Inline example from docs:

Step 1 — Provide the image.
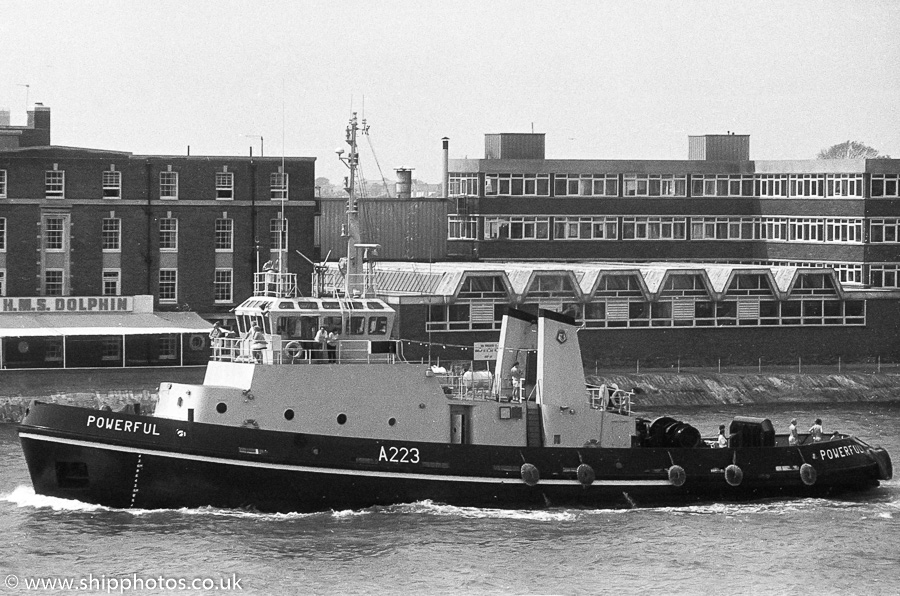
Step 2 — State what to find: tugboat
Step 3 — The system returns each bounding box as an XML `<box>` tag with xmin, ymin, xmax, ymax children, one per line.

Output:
<box><xmin>18</xmin><ymin>115</ymin><xmax>892</xmax><ymax>513</ymax></box>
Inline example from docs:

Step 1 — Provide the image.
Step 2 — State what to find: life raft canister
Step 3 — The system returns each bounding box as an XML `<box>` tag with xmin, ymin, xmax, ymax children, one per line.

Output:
<box><xmin>725</xmin><ymin>464</ymin><xmax>743</xmax><ymax>487</ymax></box>
<box><xmin>668</xmin><ymin>465</ymin><xmax>686</xmax><ymax>487</ymax></box>
<box><xmin>520</xmin><ymin>463</ymin><xmax>540</xmax><ymax>486</ymax></box>
<box><xmin>576</xmin><ymin>464</ymin><xmax>595</xmax><ymax>486</ymax></box>
<box><xmin>800</xmin><ymin>463</ymin><xmax>817</xmax><ymax>486</ymax></box>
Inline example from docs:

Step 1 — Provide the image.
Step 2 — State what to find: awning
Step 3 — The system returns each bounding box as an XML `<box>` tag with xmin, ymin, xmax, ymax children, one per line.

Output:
<box><xmin>0</xmin><ymin>312</ymin><xmax>212</xmax><ymax>337</ymax></box>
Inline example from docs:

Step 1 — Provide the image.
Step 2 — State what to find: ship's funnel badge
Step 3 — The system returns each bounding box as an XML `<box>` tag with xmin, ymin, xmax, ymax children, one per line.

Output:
<box><xmin>556</xmin><ymin>329</ymin><xmax>568</xmax><ymax>344</ymax></box>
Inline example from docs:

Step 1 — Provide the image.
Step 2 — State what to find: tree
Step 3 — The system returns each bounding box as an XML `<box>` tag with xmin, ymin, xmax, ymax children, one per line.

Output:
<box><xmin>817</xmin><ymin>141</ymin><xmax>889</xmax><ymax>159</ymax></box>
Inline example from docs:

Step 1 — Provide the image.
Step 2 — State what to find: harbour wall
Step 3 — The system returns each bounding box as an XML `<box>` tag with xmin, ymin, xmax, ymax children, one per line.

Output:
<box><xmin>1</xmin><ymin>367</ymin><xmax>898</xmax><ymax>423</ymax></box>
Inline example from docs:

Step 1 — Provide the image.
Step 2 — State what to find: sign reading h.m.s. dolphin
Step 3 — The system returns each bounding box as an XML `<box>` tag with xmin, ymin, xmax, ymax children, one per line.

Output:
<box><xmin>0</xmin><ymin>297</ymin><xmax>133</xmax><ymax>313</ymax></box>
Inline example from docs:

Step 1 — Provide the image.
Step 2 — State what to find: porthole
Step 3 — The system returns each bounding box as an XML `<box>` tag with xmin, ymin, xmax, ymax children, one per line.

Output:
<box><xmin>337</xmin><ymin>413</ymin><xmax>347</xmax><ymax>425</ymax></box>
<box><xmin>284</xmin><ymin>409</ymin><xmax>295</xmax><ymax>421</ymax></box>
<box><xmin>216</xmin><ymin>402</ymin><xmax>227</xmax><ymax>414</ymax></box>
<box><xmin>388</xmin><ymin>417</ymin><xmax>397</xmax><ymax>427</ymax></box>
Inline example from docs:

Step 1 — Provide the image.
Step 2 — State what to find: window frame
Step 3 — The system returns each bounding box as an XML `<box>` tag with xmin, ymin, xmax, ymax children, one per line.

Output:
<box><xmin>159</xmin><ymin>218</ymin><xmax>178</xmax><ymax>251</ymax></box>
<box><xmin>102</xmin><ymin>218</ymin><xmax>122</xmax><ymax>252</ymax></box>
<box><xmin>159</xmin><ymin>268</ymin><xmax>178</xmax><ymax>303</ymax></box>
<box><xmin>159</xmin><ymin>171</ymin><xmax>179</xmax><ymax>200</ymax></box>
<box><xmin>215</xmin><ymin>218</ymin><xmax>234</xmax><ymax>252</ymax></box>
<box><xmin>216</xmin><ymin>172</ymin><xmax>234</xmax><ymax>200</ymax></box>
<box><xmin>214</xmin><ymin>268</ymin><xmax>234</xmax><ymax>304</ymax></box>
<box><xmin>102</xmin><ymin>170</ymin><xmax>122</xmax><ymax>199</ymax></box>
<box><xmin>45</xmin><ymin>170</ymin><xmax>65</xmax><ymax>199</ymax></box>
<box><xmin>102</xmin><ymin>268</ymin><xmax>121</xmax><ymax>296</ymax></box>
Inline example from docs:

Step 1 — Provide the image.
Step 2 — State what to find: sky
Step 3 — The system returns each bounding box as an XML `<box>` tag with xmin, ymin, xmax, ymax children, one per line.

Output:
<box><xmin>2</xmin><ymin>0</ymin><xmax>899</xmax><ymax>184</ymax></box>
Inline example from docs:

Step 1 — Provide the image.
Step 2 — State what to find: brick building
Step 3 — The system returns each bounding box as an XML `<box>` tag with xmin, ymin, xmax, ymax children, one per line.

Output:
<box><xmin>0</xmin><ymin>105</ymin><xmax>316</xmax><ymax>369</ymax></box>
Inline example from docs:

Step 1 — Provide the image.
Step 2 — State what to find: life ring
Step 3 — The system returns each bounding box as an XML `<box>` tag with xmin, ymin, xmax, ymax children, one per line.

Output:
<box><xmin>725</xmin><ymin>464</ymin><xmax>743</xmax><ymax>487</ymax></box>
<box><xmin>611</xmin><ymin>390</ymin><xmax>626</xmax><ymax>408</ymax></box>
<box><xmin>189</xmin><ymin>334</ymin><xmax>206</xmax><ymax>351</ymax></box>
<box><xmin>576</xmin><ymin>464</ymin><xmax>595</xmax><ymax>486</ymax></box>
<box><xmin>668</xmin><ymin>465</ymin><xmax>686</xmax><ymax>487</ymax></box>
<box><xmin>520</xmin><ymin>463</ymin><xmax>540</xmax><ymax>486</ymax></box>
<box><xmin>800</xmin><ymin>463</ymin><xmax>817</xmax><ymax>486</ymax></box>
<box><xmin>283</xmin><ymin>341</ymin><xmax>303</xmax><ymax>360</ymax></box>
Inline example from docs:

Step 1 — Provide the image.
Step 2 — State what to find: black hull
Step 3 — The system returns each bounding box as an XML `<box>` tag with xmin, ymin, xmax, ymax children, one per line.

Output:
<box><xmin>19</xmin><ymin>403</ymin><xmax>888</xmax><ymax>513</ymax></box>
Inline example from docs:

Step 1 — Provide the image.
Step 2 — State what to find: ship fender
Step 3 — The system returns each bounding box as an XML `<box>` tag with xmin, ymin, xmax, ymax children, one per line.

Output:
<box><xmin>867</xmin><ymin>447</ymin><xmax>893</xmax><ymax>480</ymax></box>
<box><xmin>668</xmin><ymin>465</ymin><xmax>686</xmax><ymax>487</ymax></box>
<box><xmin>725</xmin><ymin>464</ymin><xmax>743</xmax><ymax>487</ymax></box>
<box><xmin>800</xmin><ymin>463</ymin><xmax>817</xmax><ymax>486</ymax></box>
<box><xmin>521</xmin><ymin>463</ymin><xmax>540</xmax><ymax>486</ymax></box>
<box><xmin>576</xmin><ymin>464</ymin><xmax>595</xmax><ymax>486</ymax></box>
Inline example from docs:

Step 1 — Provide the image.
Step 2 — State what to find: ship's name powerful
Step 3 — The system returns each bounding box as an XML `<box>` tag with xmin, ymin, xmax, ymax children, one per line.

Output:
<box><xmin>86</xmin><ymin>415</ymin><xmax>160</xmax><ymax>436</ymax></box>
<box><xmin>820</xmin><ymin>444</ymin><xmax>865</xmax><ymax>460</ymax></box>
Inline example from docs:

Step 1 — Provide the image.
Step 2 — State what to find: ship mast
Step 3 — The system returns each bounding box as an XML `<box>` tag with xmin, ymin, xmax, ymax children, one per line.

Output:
<box><xmin>338</xmin><ymin>112</ymin><xmax>377</xmax><ymax>298</ymax></box>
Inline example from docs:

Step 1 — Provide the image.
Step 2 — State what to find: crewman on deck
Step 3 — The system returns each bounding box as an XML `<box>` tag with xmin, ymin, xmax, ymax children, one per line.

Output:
<box><xmin>717</xmin><ymin>425</ymin><xmax>728</xmax><ymax>448</ymax></box>
<box><xmin>809</xmin><ymin>418</ymin><xmax>824</xmax><ymax>442</ymax></box>
<box><xmin>510</xmin><ymin>362</ymin><xmax>523</xmax><ymax>402</ymax></box>
<box><xmin>788</xmin><ymin>418</ymin><xmax>799</xmax><ymax>446</ymax></box>
<box><xmin>314</xmin><ymin>325</ymin><xmax>329</xmax><ymax>362</ymax></box>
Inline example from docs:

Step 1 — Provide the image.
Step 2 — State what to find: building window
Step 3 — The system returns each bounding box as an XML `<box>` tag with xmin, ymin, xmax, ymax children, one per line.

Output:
<box><xmin>788</xmin><ymin>174</ymin><xmax>825</xmax><ymax>198</ymax></box>
<box><xmin>0</xmin><ymin>170</ymin><xmax>6</xmax><ymax>198</ymax></box>
<box><xmin>159</xmin><ymin>335</ymin><xmax>177</xmax><ymax>360</ymax></box>
<box><xmin>216</xmin><ymin>172</ymin><xmax>234</xmax><ymax>200</ymax></box>
<box><xmin>869</xmin><ymin>219</ymin><xmax>900</xmax><ymax>243</ymax></box>
<box><xmin>159</xmin><ymin>218</ymin><xmax>178</xmax><ymax>251</ymax></box>
<box><xmin>448</xmin><ymin>216</ymin><xmax>478</xmax><ymax>240</ymax></box>
<box><xmin>160</xmin><ymin>171</ymin><xmax>178</xmax><ymax>200</ymax></box>
<box><xmin>102</xmin><ymin>269</ymin><xmax>121</xmax><ymax>296</ymax></box>
<box><xmin>159</xmin><ymin>269</ymin><xmax>177</xmax><ymax>302</ymax></box>
<box><xmin>215</xmin><ymin>218</ymin><xmax>233</xmax><ymax>251</ymax></box>
<box><xmin>45</xmin><ymin>170</ymin><xmax>65</xmax><ymax>199</ymax></box>
<box><xmin>0</xmin><ymin>269</ymin><xmax>5</xmax><ymax>297</ymax></box>
<box><xmin>449</xmin><ymin>174</ymin><xmax>479</xmax><ymax>197</ymax></box>
<box><xmin>754</xmin><ymin>174</ymin><xmax>788</xmax><ymax>198</ymax></box>
<box><xmin>690</xmin><ymin>175</ymin><xmax>753</xmax><ymax>197</ymax></box>
<box><xmin>691</xmin><ymin>217</ymin><xmax>755</xmax><ymax>240</ymax></box>
<box><xmin>825</xmin><ymin>174</ymin><xmax>864</xmax><ymax>198</ymax></box>
<box><xmin>870</xmin><ymin>265</ymin><xmax>900</xmax><ymax>288</ymax></box>
<box><xmin>214</xmin><ymin>268</ymin><xmax>233</xmax><ymax>303</ymax></box>
<box><xmin>623</xmin><ymin>174</ymin><xmax>687</xmax><ymax>197</ymax></box>
<box><xmin>622</xmin><ymin>217</ymin><xmax>687</xmax><ymax>240</ymax></box>
<box><xmin>270</xmin><ymin>218</ymin><xmax>288</xmax><ymax>251</ymax></box>
<box><xmin>484</xmin><ymin>216</ymin><xmax>550</xmax><ymax>240</ymax></box>
<box><xmin>103</xmin><ymin>171</ymin><xmax>121</xmax><ymax>199</ymax></box>
<box><xmin>270</xmin><ymin>172</ymin><xmax>288</xmax><ymax>200</ymax></box>
<box><xmin>45</xmin><ymin>339</ymin><xmax>63</xmax><ymax>362</ymax></box>
<box><xmin>0</xmin><ymin>218</ymin><xmax>5</xmax><ymax>251</ymax></box>
<box><xmin>553</xmin><ymin>174</ymin><xmax>618</xmax><ymax>197</ymax></box>
<box><xmin>44</xmin><ymin>217</ymin><xmax>65</xmax><ymax>251</ymax></box>
<box><xmin>102</xmin><ymin>218</ymin><xmax>121</xmax><ymax>251</ymax></box>
<box><xmin>553</xmin><ymin>216</ymin><xmax>618</xmax><ymax>240</ymax></box>
<box><xmin>44</xmin><ymin>269</ymin><xmax>64</xmax><ymax>296</ymax></box>
<box><xmin>871</xmin><ymin>174</ymin><xmax>900</xmax><ymax>198</ymax></box>
<box><xmin>484</xmin><ymin>173</ymin><xmax>550</xmax><ymax>196</ymax></box>
<box><xmin>102</xmin><ymin>338</ymin><xmax>122</xmax><ymax>361</ymax></box>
